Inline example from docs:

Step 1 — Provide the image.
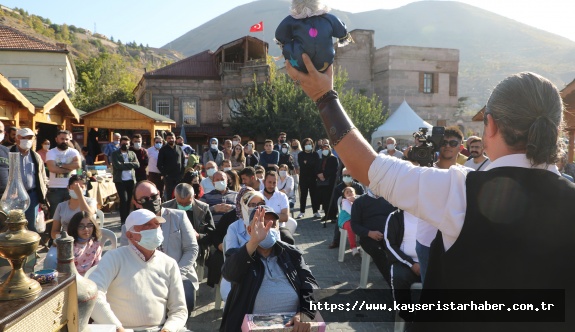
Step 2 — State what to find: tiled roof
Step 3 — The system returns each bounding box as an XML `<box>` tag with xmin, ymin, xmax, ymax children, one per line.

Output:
<box><xmin>0</xmin><ymin>25</ymin><xmax>67</xmax><ymax>53</ymax></box>
<box><xmin>144</xmin><ymin>50</ymin><xmax>220</xmax><ymax>80</ymax></box>
<box><xmin>118</xmin><ymin>102</ymin><xmax>176</xmax><ymax>123</ymax></box>
<box><xmin>19</xmin><ymin>89</ymin><xmax>60</xmax><ymax>108</ymax></box>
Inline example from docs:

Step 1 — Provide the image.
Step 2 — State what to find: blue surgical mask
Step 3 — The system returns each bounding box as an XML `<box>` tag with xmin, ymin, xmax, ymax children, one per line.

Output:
<box><xmin>322</xmin><ymin>149</ymin><xmax>330</xmax><ymax>157</ymax></box>
<box><xmin>134</xmin><ymin>228</ymin><xmax>164</xmax><ymax>251</ymax></box>
<box><xmin>177</xmin><ymin>203</ymin><xmax>192</xmax><ymax>211</ymax></box>
<box><xmin>343</xmin><ymin>176</ymin><xmax>353</xmax><ymax>184</ymax></box>
<box><xmin>304</xmin><ymin>144</ymin><xmax>312</xmax><ymax>152</ymax></box>
<box><xmin>259</xmin><ymin>228</ymin><xmax>280</xmax><ymax>249</ymax></box>
<box><xmin>155</xmin><ymin>143</ymin><xmax>162</xmax><ymax>149</ymax></box>
<box><xmin>207</xmin><ymin>168</ymin><xmax>217</xmax><ymax>177</ymax></box>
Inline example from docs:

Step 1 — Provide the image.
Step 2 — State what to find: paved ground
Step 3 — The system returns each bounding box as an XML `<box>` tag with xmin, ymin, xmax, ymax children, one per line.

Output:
<box><xmin>37</xmin><ymin>197</ymin><xmax>398</xmax><ymax>332</ymax></box>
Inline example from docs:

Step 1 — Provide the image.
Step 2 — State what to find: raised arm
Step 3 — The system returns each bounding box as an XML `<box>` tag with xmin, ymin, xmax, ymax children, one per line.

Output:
<box><xmin>286</xmin><ymin>54</ymin><xmax>376</xmax><ymax>185</ymax></box>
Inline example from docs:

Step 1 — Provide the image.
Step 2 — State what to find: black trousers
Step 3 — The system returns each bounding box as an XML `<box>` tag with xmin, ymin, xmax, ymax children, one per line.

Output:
<box><xmin>163</xmin><ymin>175</ymin><xmax>181</xmax><ymax>201</ymax></box>
<box><xmin>299</xmin><ymin>177</ymin><xmax>318</xmax><ymax>213</ymax></box>
<box><xmin>147</xmin><ymin>172</ymin><xmax>164</xmax><ymax>199</ymax></box>
<box><xmin>114</xmin><ymin>180</ymin><xmax>134</xmax><ymax>224</ymax></box>
<box><xmin>391</xmin><ymin>262</ymin><xmax>421</xmax><ymax>321</ymax></box>
<box><xmin>360</xmin><ymin>236</ymin><xmax>391</xmax><ymax>285</ymax></box>
<box><xmin>316</xmin><ymin>183</ymin><xmax>335</xmax><ymax>213</ymax></box>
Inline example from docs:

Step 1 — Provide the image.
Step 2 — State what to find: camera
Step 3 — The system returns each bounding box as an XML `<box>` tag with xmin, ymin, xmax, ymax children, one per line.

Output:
<box><xmin>407</xmin><ymin>127</ymin><xmax>445</xmax><ymax>167</ymax></box>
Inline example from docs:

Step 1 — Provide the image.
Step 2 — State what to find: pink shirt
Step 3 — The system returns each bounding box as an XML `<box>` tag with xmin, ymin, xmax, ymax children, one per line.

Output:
<box><xmin>74</xmin><ymin>239</ymin><xmax>102</xmax><ymax>276</ymax></box>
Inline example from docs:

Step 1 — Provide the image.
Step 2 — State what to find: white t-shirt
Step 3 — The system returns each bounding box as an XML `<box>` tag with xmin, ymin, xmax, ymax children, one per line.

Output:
<box><xmin>46</xmin><ymin>147</ymin><xmax>81</xmax><ymax>188</ymax></box>
<box><xmin>121</xmin><ymin>153</ymin><xmax>132</xmax><ymax>181</ymax></box>
<box><xmin>147</xmin><ymin>147</ymin><xmax>161</xmax><ymax>174</ymax></box>
<box><xmin>262</xmin><ymin>189</ymin><xmax>289</xmax><ymax>214</ymax></box>
<box><xmin>464</xmin><ymin>157</ymin><xmax>491</xmax><ymax>171</ymax></box>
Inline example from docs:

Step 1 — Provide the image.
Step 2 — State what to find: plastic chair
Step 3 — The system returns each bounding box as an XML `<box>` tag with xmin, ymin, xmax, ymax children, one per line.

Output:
<box><xmin>215</xmin><ymin>235</ymin><xmax>227</xmax><ymax>310</ymax></box>
<box><xmin>100</xmin><ymin>228</ymin><xmax>117</xmax><ymax>251</ymax></box>
<box><xmin>95</xmin><ymin>209</ymin><xmax>105</xmax><ymax>228</ymax></box>
<box><xmin>359</xmin><ymin>249</ymin><xmax>371</xmax><ymax>288</ymax></box>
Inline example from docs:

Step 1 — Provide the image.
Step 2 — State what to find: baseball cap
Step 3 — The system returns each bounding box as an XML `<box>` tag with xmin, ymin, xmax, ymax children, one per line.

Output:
<box><xmin>17</xmin><ymin>128</ymin><xmax>34</xmax><ymax>137</ymax></box>
<box><xmin>125</xmin><ymin>209</ymin><xmax>166</xmax><ymax>231</ymax></box>
<box><xmin>249</xmin><ymin>205</ymin><xmax>280</xmax><ymax>221</ymax></box>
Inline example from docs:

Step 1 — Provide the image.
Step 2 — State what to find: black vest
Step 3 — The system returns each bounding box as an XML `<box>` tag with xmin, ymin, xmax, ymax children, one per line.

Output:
<box><xmin>416</xmin><ymin>167</ymin><xmax>575</xmax><ymax>331</ymax></box>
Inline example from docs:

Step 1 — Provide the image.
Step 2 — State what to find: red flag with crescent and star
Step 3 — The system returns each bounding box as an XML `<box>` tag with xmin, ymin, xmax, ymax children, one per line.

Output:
<box><xmin>249</xmin><ymin>21</ymin><xmax>263</xmax><ymax>32</ymax></box>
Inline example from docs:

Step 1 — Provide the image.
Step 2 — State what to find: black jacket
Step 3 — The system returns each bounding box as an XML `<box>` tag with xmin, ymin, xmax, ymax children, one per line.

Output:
<box><xmin>157</xmin><ymin>143</ymin><xmax>185</xmax><ymax>178</ymax></box>
<box><xmin>278</xmin><ymin>152</ymin><xmax>294</xmax><ymax>171</ymax></box>
<box><xmin>220</xmin><ymin>241</ymin><xmax>318</xmax><ymax>331</ymax></box>
<box><xmin>298</xmin><ymin>151</ymin><xmax>319</xmax><ymax>179</ymax></box>
<box><xmin>350</xmin><ymin>194</ymin><xmax>396</xmax><ymax>237</ymax></box>
<box><xmin>315</xmin><ymin>154</ymin><xmax>338</xmax><ymax>185</ymax></box>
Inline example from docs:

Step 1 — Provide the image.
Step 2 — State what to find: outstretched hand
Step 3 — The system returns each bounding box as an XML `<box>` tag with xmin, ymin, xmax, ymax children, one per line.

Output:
<box><xmin>249</xmin><ymin>207</ymin><xmax>272</xmax><ymax>244</ymax></box>
<box><xmin>286</xmin><ymin>53</ymin><xmax>333</xmax><ymax>101</ymax></box>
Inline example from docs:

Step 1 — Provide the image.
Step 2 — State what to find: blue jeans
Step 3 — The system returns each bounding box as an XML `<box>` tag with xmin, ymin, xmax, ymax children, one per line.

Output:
<box><xmin>183</xmin><ymin>278</ymin><xmax>195</xmax><ymax>313</ymax></box>
<box><xmin>24</xmin><ymin>190</ymin><xmax>39</xmax><ymax>233</ymax></box>
<box><xmin>416</xmin><ymin>241</ymin><xmax>430</xmax><ymax>283</ymax></box>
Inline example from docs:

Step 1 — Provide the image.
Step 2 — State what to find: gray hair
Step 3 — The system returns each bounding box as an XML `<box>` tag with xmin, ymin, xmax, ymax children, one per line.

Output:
<box><xmin>385</xmin><ymin>137</ymin><xmax>396</xmax><ymax>144</ymax></box>
<box><xmin>174</xmin><ymin>183</ymin><xmax>194</xmax><ymax>199</ymax></box>
<box><xmin>485</xmin><ymin>72</ymin><xmax>564</xmax><ymax>166</ymax></box>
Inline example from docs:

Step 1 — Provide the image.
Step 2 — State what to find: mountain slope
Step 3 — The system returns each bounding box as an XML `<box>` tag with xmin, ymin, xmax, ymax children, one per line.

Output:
<box><xmin>163</xmin><ymin>0</ymin><xmax>575</xmax><ymax>104</ymax></box>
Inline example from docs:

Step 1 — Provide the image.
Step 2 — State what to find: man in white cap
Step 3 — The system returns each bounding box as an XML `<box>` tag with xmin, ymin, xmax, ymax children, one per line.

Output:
<box><xmin>11</xmin><ymin>128</ymin><xmax>47</xmax><ymax>232</ymax></box>
<box><xmin>89</xmin><ymin>209</ymin><xmax>189</xmax><ymax>332</ymax></box>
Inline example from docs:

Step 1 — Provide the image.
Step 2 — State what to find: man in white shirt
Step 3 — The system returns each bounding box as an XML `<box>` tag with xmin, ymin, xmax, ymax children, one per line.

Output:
<box><xmin>90</xmin><ymin>209</ymin><xmax>189</xmax><ymax>332</ymax></box>
<box><xmin>46</xmin><ymin>130</ymin><xmax>81</xmax><ymax>217</ymax></box>
<box><xmin>147</xmin><ymin>136</ymin><xmax>164</xmax><ymax>198</ymax></box>
<box><xmin>289</xmin><ymin>57</ymin><xmax>575</xmax><ymax>330</ymax></box>
<box><xmin>379</xmin><ymin>137</ymin><xmax>404</xmax><ymax>159</ymax></box>
<box><xmin>200</xmin><ymin>161</ymin><xmax>217</xmax><ymax>193</ymax></box>
<box><xmin>261</xmin><ymin>171</ymin><xmax>297</xmax><ymax>244</ymax></box>
<box><xmin>463</xmin><ymin>137</ymin><xmax>491</xmax><ymax>171</ymax></box>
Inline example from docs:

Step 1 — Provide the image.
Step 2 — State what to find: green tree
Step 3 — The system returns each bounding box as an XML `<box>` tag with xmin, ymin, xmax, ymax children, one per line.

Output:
<box><xmin>229</xmin><ymin>65</ymin><xmax>386</xmax><ymax>142</ymax></box>
<box><xmin>71</xmin><ymin>53</ymin><xmax>136</xmax><ymax>112</ymax></box>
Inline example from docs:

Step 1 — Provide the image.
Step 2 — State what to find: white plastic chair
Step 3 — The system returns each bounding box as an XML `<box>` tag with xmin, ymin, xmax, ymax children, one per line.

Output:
<box><xmin>95</xmin><ymin>209</ymin><xmax>105</xmax><ymax>229</ymax></box>
<box><xmin>359</xmin><ymin>249</ymin><xmax>371</xmax><ymax>288</ymax></box>
<box><xmin>100</xmin><ymin>228</ymin><xmax>117</xmax><ymax>251</ymax></box>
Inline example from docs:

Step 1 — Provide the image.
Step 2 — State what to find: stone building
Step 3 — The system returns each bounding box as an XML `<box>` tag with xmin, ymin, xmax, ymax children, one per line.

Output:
<box><xmin>134</xmin><ymin>36</ymin><xmax>269</xmax><ymax>150</ymax></box>
<box><xmin>334</xmin><ymin>29</ymin><xmax>465</xmax><ymax>132</ymax></box>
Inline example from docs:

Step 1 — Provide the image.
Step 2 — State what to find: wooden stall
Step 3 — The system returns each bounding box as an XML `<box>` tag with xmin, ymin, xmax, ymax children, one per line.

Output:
<box><xmin>0</xmin><ymin>74</ymin><xmax>35</xmax><ymax>127</ymax></box>
<box><xmin>18</xmin><ymin>89</ymin><xmax>80</xmax><ymax>132</ymax></box>
<box><xmin>81</xmin><ymin>102</ymin><xmax>175</xmax><ymax>146</ymax></box>
<box><xmin>560</xmin><ymin>80</ymin><xmax>575</xmax><ymax>162</ymax></box>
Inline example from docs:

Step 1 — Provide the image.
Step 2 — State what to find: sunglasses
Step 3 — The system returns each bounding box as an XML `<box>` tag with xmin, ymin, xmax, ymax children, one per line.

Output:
<box><xmin>136</xmin><ymin>193</ymin><xmax>159</xmax><ymax>205</ymax></box>
<box><xmin>248</xmin><ymin>201</ymin><xmax>265</xmax><ymax>208</ymax></box>
<box><xmin>441</xmin><ymin>140</ymin><xmax>460</xmax><ymax>148</ymax></box>
<box><xmin>78</xmin><ymin>223</ymin><xmax>95</xmax><ymax>230</ymax></box>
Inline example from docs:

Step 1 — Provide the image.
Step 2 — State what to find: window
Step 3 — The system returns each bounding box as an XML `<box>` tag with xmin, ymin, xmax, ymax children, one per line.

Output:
<box><xmin>9</xmin><ymin>78</ymin><xmax>29</xmax><ymax>88</ymax></box>
<box><xmin>419</xmin><ymin>72</ymin><xmax>438</xmax><ymax>94</ymax></box>
<box><xmin>154</xmin><ymin>98</ymin><xmax>171</xmax><ymax>118</ymax></box>
<box><xmin>423</xmin><ymin>73</ymin><xmax>433</xmax><ymax>93</ymax></box>
<box><xmin>181</xmin><ymin>98</ymin><xmax>198</xmax><ymax>125</ymax></box>
<box><xmin>449</xmin><ymin>74</ymin><xmax>458</xmax><ymax>97</ymax></box>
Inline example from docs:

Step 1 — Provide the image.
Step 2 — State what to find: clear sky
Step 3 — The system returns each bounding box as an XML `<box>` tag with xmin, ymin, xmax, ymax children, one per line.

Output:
<box><xmin>1</xmin><ymin>0</ymin><xmax>573</xmax><ymax>47</ymax></box>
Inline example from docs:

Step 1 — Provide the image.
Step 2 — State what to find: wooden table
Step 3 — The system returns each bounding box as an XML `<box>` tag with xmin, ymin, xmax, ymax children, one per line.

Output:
<box><xmin>0</xmin><ymin>273</ymin><xmax>78</xmax><ymax>331</ymax></box>
<box><xmin>88</xmin><ymin>180</ymin><xmax>117</xmax><ymax>209</ymax></box>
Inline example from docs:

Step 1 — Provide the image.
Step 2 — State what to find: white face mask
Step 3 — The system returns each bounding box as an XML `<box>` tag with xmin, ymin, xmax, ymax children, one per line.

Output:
<box><xmin>207</xmin><ymin>168</ymin><xmax>217</xmax><ymax>177</ymax></box>
<box><xmin>279</xmin><ymin>170</ymin><xmax>287</xmax><ymax>178</ymax></box>
<box><xmin>43</xmin><ymin>144</ymin><xmax>50</xmax><ymax>150</ymax></box>
<box><xmin>281</xmin><ymin>148</ymin><xmax>288</xmax><ymax>154</ymax></box>
<box><xmin>223</xmin><ymin>167</ymin><xmax>231</xmax><ymax>172</ymax></box>
<box><xmin>343</xmin><ymin>176</ymin><xmax>353</xmax><ymax>184</ymax></box>
<box><xmin>387</xmin><ymin>144</ymin><xmax>395</xmax><ymax>150</ymax></box>
<box><xmin>211</xmin><ymin>144</ymin><xmax>218</xmax><ymax>150</ymax></box>
<box><xmin>247</xmin><ymin>144</ymin><xmax>253</xmax><ymax>150</ymax></box>
<box><xmin>232</xmin><ymin>140</ymin><xmax>239</xmax><ymax>146</ymax></box>
<box><xmin>304</xmin><ymin>144</ymin><xmax>312</xmax><ymax>152</ymax></box>
<box><xmin>19</xmin><ymin>139</ymin><xmax>33</xmax><ymax>150</ymax></box>
<box><xmin>68</xmin><ymin>189</ymin><xmax>86</xmax><ymax>199</ymax></box>
<box><xmin>133</xmin><ymin>142</ymin><xmax>142</xmax><ymax>149</ymax></box>
<box><xmin>322</xmin><ymin>149</ymin><xmax>330</xmax><ymax>157</ymax></box>
<box><xmin>0</xmin><ymin>133</ymin><xmax>4</xmax><ymax>142</ymax></box>
<box><xmin>214</xmin><ymin>181</ymin><xmax>227</xmax><ymax>192</ymax></box>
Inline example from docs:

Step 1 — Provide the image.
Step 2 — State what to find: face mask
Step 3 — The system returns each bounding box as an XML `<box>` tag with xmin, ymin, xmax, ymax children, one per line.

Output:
<box><xmin>259</xmin><ymin>228</ymin><xmax>280</xmax><ymax>249</ymax></box>
<box><xmin>207</xmin><ymin>168</ymin><xmax>217</xmax><ymax>177</ymax></box>
<box><xmin>279</xmin><ymin>139</ymin><xmax>285</xmax><ymax>144</ymax></box>
<box><xmin>19</xmin><ymin>139</ymin><xmax>33</xmax><ymax>150</ymax></box>
<box><xmin>68</xmin><ymin>190</ymin><xmax>78</xmax><ymax>200</ymax></box>
<box><xmin>177</xmin><ymin>203</ymin><xmax>192</xmax><ymax>211</ymax></box>
<box><xmin>281</xmin><ymin>148</ymin><xmax>288</xmax><ymax>154</ymax></box>
<box><xmin>120</xmin><ymin>144</ymin><xmax>129</xmax><ymax>151</ymax></box>
<box><xmin>155</xmin><ymin>143</ymin><xmax>162</xmax><ymax>149</ymax></box>
<box><xmin>223</xmin><ymin>167</ymin><xmax>231</xmax><ymax>172</ymax></box>
<box><xmin>242</xmin><ymin>206</ymin><xmax>255</xmax><ymax>225</ymax></box>
<box><xmin>304</xmin><ymin>144</ymin><xmax>312</xmax><ymax>152</ymax></box>
<box><xmin>292</xmin><ymin>145</ymin><xmax>298</xmax><ymax>150</ymax></box>
<box><xmin>115</xmin><ymin>140</ymin><xmax>120</xmax><ymax>145</ymax></box>
<box><xmin>135</xmin><ymin>228</ymin><xmax>164</xmax><ymax>251</ymax></box>
<box><xmin>279</xmin><ymin>170</ymin><xmax>287</xmax><ymax>178</ymax></box>
<box><xmin>387</xmin><ymin>144</ymin><xmax>395</xmax><ymax>150</ymax></box>
<box><xmin>0</xmin><ymin>133</ymin><xmax>4</xmax><ymax>142</ymax></box>
<box><xmin>43</xmin><ymin>144</ymin><xmax>50</xmax><ymax>150</ymax></box>
<box><xmin>343</xmin><ymin>176</ymin><xmax>353</xmax><ymax>184</ymax></box>
<box><xmin>214</xmin><ymin>181</ymin><xmax>227</xmax><ymax>192</ymax></box>
<box><xmin>58</xmin><ymin>142</ymin><xmax>69</xmax><ymax>150</ymax></box>
<box><xmin>322</xmin><ymin>150</ymin><xmax>330</xmax><ymax>157</ymax></box>
<box><xmin>141</xmin><ymin>197</ymin><xmax>162</xmax><ymax>215</ymax></box>
<box><xmin>211</xmin><ymin>144</ymin><xmax>218</xmax><ymax>150</ymax></box>
<box><xmin>192</xmin><ymin>184</ymin><xmax>200</xmax><ymax>194</ymax></box>
<box><xmin>247</xmin><ymin>144</ymin><xmax>253</xmax><ymax>150</ymax></box>
<box><xmin>177</xmin><ymin>142</ymin><xmax>183</xmax><ymax>146</ymax></box>
<box><xmin>232</xmin><ymin>140</ymin><xmax>239</xmax><ymax>146</ymax></box>
<box><xmin>133</xmin><ymin>143</ymin><xmax>141</xmax><ymax>149</ymax></box>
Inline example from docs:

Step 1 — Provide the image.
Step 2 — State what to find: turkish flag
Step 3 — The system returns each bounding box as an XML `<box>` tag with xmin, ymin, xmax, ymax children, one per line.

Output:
<box><xmin>249</xmin><ymin>21</ymin><xmax>263</xmax><ymax>32</ymax></box>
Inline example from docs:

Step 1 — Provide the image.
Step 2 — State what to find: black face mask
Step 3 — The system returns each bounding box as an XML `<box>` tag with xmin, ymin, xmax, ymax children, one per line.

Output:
<box><xmin>58</xmin><ymin>142</ymin><xmax>69</xmax><ymax>150</ymax></box>
<box><xmin>264</xmin><ymin>188</ymin><xmax>275</xmax><ymax>195</ymax></box>
<box><xmin>192</xmin><ymin>184</ymin><xmax>201</xmax><ymax>195</ymax></box>
<box><xmin>120</xmin><ymin>144</ymin><xmax>129</xmax><ymax>151</ymax></box>
<box><xmin>141</xmin><ymin>197</ymin><xmax>162</xmax><ymax>215</ymax></box>
<box><xmin>177</xmin><ymin>143</ymin><xmax>183</xmax><ymax>146</ymax></box>
<box><xmin>279</xmin><ymin>139</ymin><xmax>285</xmax><ymax>144</ymax></box>
<box><xmin>292</xmin><ymin>146</ymin><xmax>298</xmax><ymax>149</ymax></box>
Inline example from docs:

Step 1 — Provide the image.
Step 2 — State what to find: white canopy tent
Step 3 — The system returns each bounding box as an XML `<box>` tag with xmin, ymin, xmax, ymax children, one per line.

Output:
<box><xmin>371</xmin><ymin>100</ymin><xmax>433</xmax><ymax>148</ymax></box>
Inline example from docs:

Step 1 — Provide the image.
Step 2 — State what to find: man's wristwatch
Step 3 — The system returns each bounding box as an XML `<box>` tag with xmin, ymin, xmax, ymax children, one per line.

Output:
<box><xmin>56</xmin><ymin>161</ymin><xmax>63</xmax><ymax>167</ymax></box>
